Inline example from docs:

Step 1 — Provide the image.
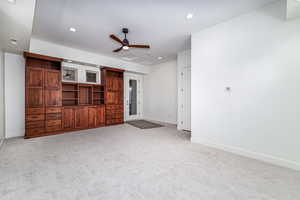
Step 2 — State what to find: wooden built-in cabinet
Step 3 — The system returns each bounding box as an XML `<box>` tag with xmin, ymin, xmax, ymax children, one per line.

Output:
<box><xmin>102</xmin><ymin>67</ymin><xmax>124</xmax><ymax>125</ymax></box>
<box><xmin>24</xmin><ymin>52</ymin><xmax>123</xmax><ymax>139</ymax></box>
<box><xmin>25</xmin><ymin>53</ymin><xmax>63</xmax><ymax>138</ymax></box>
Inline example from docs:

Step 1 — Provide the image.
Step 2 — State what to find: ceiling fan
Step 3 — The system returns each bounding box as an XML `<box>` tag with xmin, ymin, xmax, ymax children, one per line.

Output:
<box><xmin>110</xmin><ymin>28</ymin><xmax>150</xmax><ymax>52</ymax></box>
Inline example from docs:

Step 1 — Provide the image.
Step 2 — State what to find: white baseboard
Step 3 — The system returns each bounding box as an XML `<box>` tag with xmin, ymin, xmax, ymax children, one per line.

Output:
<box><xmin>191</xmin><ymin>137</ymin><xmax>300</xmax><ymax>171</ymax></box>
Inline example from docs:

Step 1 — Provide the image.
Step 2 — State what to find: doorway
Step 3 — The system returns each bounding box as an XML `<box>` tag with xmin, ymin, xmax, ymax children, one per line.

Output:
<box><xmin>124</xmin><ymin>73</ymin><xmax>143</xmax><ymax>121</ymax></box>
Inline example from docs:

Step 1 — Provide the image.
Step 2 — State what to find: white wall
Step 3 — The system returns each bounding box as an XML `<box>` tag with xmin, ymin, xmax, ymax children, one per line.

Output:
<box><xmin>144</xmin><ymin>60</ymin><xmax>177</xmax><ymax>124</ymax></box>
<box><xmin>30</xmin><ymin>38</ymin><xmax>151</xmax><ymax>74</ymax></box>
<box><xmin>191</xmin><ymin>0</ymin><xmax>300</xmax><ymax>170</ymax></box>
<box><xmin>4</xmin><ymin>53</ymin><xmax>25</xmax><ymax>138</ymax></box>
<box><xmin>0</xmin><ymin>49</ymin><xmax>4</xmax><ymax>140</ymax></box>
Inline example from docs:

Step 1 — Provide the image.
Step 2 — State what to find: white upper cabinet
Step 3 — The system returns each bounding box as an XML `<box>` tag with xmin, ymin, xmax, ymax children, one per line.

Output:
<box><xmin>62</xmin><ymin>62</ymin><xmax>101</xmax><ymax>84</ymax></box>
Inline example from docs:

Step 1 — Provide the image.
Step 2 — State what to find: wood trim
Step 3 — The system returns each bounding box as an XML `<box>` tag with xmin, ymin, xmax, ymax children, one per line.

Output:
<box><xmin>101</xmin><ymin>66</ymin><xmax>125</xmax><ymax>72</ymax></box>
<box><xmin>24</xmin><ymin>52</ymin><xmax>63</xmax><ymax>62</ymax></box>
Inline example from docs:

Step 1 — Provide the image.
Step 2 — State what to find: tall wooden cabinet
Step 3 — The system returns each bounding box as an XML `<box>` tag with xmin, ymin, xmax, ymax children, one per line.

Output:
<box><xmin>25</xmin><ymin>53</ymin><xmax>63</xmax><ymax>138</ymax></box>
<box><xmin>24</xmin><ymin>53</ymin><xmax>123</xmax><ymax>139</ymax></box>
<box><xmin>102</xmin><ymin>67</ymin><xmax>124</xmax><ymax>125</ymax></box>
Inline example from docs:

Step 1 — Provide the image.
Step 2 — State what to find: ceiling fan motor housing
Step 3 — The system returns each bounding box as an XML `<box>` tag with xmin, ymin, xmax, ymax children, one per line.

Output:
<box><xmin>122</xmin><ymin>28</ymin><xmax>129</xmax><ymax>34</ymax></box>
<box><xmin>122</xmin><ymin>28</ymin><xmax>129</xmax><ymax>44</ymax></box>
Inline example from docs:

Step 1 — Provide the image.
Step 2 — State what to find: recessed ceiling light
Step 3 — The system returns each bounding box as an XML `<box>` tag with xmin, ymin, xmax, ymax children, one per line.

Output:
<box><xmin>69</xmin><ymin>27</ymin><xmax>76</xmax><ymax>32</ymax></box>
<box><xmin>10</xmin><ymin>39</ymin><xmax>17</xmax><ymax>45</ymax></box>
<box><xmin>157</xmin><ymin>56</ymin><xmax>163</xmax><ymax>60</ymax></box>
<box><xmin>123</xmin><ymin>46</ymin><xmax>129</xmax><ymax>50</ymax></box>
<box><xmin>186</xmin><ymin>13</ymin><xmax>193</xmax><ymax>19</ymax></box>
<box><xmin>67</xmin><ymin>60</ymin><xmax>72</xmax><ymax>63</ymax></box>
<box><xmin>7</xmin><ymin>0</ymin><xmax>16</xmax><ymax>4</ymax></box>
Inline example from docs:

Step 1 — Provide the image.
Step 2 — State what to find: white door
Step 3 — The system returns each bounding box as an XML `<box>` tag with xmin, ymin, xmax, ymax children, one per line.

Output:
<box><xmin>124</xmin><ymin>73</ymin><xmax>143</xmax><ymax>121</ymax></box>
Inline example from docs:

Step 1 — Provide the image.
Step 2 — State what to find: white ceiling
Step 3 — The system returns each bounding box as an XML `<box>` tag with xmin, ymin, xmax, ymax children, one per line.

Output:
<box><xmin>0</xmin><ymin>0</ymin><xmax>36</xmax><ymax>53</ymax></box>
<box><xmin>32</xmin><ymin>0</ymin><xmax>279</xmax><ymax>65</ymax></box>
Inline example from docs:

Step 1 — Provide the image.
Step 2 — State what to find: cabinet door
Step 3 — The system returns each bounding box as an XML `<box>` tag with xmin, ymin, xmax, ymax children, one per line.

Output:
<box><xmin>45</xmin><ymin>69</ymin><xmax>61</xmax><ymax>89</ymax></box>
<box><xmin>96</xmin><ymin>106</ymin><xmax>105</xmax><ymax>126</ymax></box>
<box><xmin>45</xmin><ymin>89</ymin><xmax>62</xmax><ymax>107</ymax></box>
<box><xmin>117</xmin><ymin>91</ymin><xmax>123</xmax><ymax>104</ymax></box>
<box><xmin>88</xmin><ymin>107</ymin><xmax>96</xmax><ymax>128</ymax></box>
<box><xmin>26</xmin><ymin>88</ymin><xmax>44</xmax><ymax>107</ymax></box>
<box><xmin>112</xmin><ymin>77</ymin><xmax>118</xmax><ymax>91</ymax></box>
<box><xmin>106</xmin><ymin>91</ymin><xmax>115</xmax><ymax>104</ymax></box>
<box><xmin>75</xmin><ymin>107</ymin><xmax>89</xmax><ymax>129</ymax></box>
<box><xmin>62</xmin><ymin>108</ymin><xmax>75</xmax><ymax>130</ymax></box>
<box><xmin>26</xmin><ymin>68</ymin><xmax>44</xmax><ymax>88</ymax></box>
<box><xmin>106</xmin><ymin>77</ymin><xmax>114</xmax><ymax>90</ymax></box>
<box><xmin>118</xmin><ymin>77</ymin><xmax>123</xmax><ymax>91</ymax></box>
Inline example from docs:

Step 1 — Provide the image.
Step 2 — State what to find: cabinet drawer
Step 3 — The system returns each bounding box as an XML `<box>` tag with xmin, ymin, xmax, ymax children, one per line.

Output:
<box><xmin>106</xmin><ymin>113</ymin><xmax>113</xmax><ymax>119</ymax></box>
<box><xmin>46</xmin><ymin>125</ymin><xmax>61</xmax><ymax>132</ymax></box>
<box><xmin>26</xmin><ymin>108</ymin><xmax>45</xmax><ymax>115</ymax></box>
<box><xmin>106</xmin><ymin>119</ymin><xmax>113</xmax><ymax>125</ymax></box>
<box><xmin>26</xmin><ymin>121</ymin><xmax>45</xmax><ymax>129</ymax></box>
<box><xmin>26</xmin><ymin>128</ymin><xmax>45</xmax><ymax>136</ymax></box>
<box><xmin>106</xmin><ymin>105</ymin><xmax>122</xmax><ymax>110</ymax></box>
<box><xmin>106</xmin><ymin>105</ymin><xmax>115</xmax><ymax>110</ymax></box>
<box><xmin>46</xmin><ymin>113</ymin><xmax>62</xmax><ymax>120</ymax></box>
<box><xmin>106</xmin><ymin>112</ymin><xmax>123</xmax><ymax>119</ymax></box>
<box><xmin>46</xmin><ymin>107</ymin><xmax>62</xmax><ymax>113</ymax></box>
<box><xmin>27</xmin><ymin>114</ymin><xmax>45</xmax><ymax>121</ymax></box>
<box><xmin>46</xmin><ymin>120</ymin><xmax>61</xmax><ymax>127</ymax></box>
<box><xmin>117</xmin><ymin>105</ymin><xmax>123</xmax><ymax>110</ymax></box>
<box><xmin>115</xmin><ymin>113</ymin><xmax>123</xmax><ymax>119</ymax></box>
<box><xmin>115</xmin><ymin>118</ymin><xmax>123</xmax><ymax>124</ymax></box>
<box><xmin>115</xmin><ymin>109</ymin><xmax>123</xmax><ymax>114</ymax></box>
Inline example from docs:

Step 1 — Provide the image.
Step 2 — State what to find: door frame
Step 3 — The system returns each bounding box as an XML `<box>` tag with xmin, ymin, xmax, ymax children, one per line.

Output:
<box><xmin>177</xmin><ymin>66</ymin><xmax>191</xmax><ymax>131</ymax></box>
<box><xmin>124</xmin><ymin>72</ymin><xmax>143</xmax><ymax>121</ymax></box>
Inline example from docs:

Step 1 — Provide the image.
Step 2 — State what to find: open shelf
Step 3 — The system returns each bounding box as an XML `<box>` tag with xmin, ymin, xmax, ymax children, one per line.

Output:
<box><xmin>62</xmin><ymin>82</ymin><xmax>105</xmax><ymax>106</ymax></box>
<box><xmin>62</xmin><ymin>82</ymin><xmax>78</xmax><ymax>106</ymax></box>
<box><xmin>79</xmin><ymin>85</ymin><xmax>93</xmax><ymax>105</ymax></box>
<box><xmin>93</xmin><ymin>85</ymin><xmax>105</xmax><ymax>105</ymax></box>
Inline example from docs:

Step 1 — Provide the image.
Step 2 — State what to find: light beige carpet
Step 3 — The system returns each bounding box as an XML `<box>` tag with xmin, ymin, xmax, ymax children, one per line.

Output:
<box><xmin>0</xmin><ymin>124</ymin><xmax>300</xmax><ymax>200</ymax></box>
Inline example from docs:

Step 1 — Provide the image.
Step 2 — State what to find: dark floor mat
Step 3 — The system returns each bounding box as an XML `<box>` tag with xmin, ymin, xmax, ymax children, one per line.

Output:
<box><xmin>127</xmin><ymin>120</ymin><xmax>164</xmax><ymax>129</ymax></box>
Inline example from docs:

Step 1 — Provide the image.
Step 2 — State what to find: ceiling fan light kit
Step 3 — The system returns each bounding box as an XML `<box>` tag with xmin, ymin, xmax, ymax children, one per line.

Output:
<box><xmin>110</xmin><ymin>28</ymin><xmax>150</xmax><ymax>52</ymax></box>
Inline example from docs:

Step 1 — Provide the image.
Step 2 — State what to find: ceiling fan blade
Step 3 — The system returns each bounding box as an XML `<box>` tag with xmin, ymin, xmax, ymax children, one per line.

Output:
<box><xmin>113</xmin><ymin>46</ymin><xmax>123</xmax><ymax>52</ymax></box>
<box><xmin>128</xmin><ymin>44</ymin><xmax>150</xmax><ymax>48</ymax></box>
<box><xmin>110</xmin><ymin>34</ymin><xmax>124</xmax><ymax>45</ymax></box>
